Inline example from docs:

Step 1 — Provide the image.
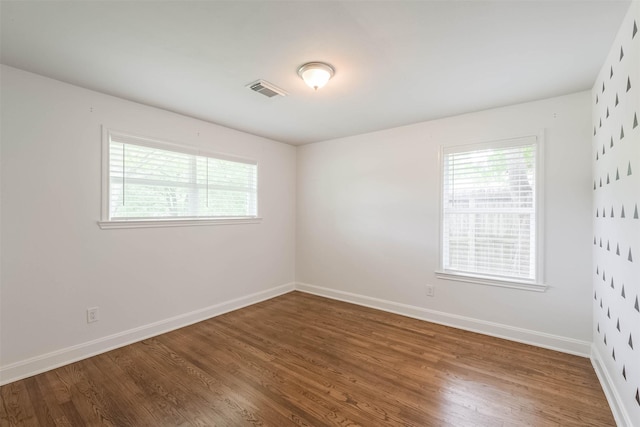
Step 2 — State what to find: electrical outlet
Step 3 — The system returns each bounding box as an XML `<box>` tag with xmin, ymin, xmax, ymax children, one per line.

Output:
<box><xmin>87</xmin><ymin>307</ymin><xmax>99</xmax><ymax>323</ymax></box>
<box><xmin>426</xmin><ymin>285</ymin><xmax>435</xmax><ymax>297</ymax></box>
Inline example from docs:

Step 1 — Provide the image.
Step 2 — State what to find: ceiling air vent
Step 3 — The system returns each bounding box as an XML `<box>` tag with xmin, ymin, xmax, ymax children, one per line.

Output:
<box><xmin>246</xmin><ymin>80</ymin><xmax>287</xmax><ymax>98</ymax></box>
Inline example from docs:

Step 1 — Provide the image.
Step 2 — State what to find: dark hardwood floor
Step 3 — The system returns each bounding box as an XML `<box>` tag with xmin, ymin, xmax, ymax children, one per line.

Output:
<box><xmin>1</xmin><ymin>291</ymin><xmax>614</xmax><ymax>426</ymax></box>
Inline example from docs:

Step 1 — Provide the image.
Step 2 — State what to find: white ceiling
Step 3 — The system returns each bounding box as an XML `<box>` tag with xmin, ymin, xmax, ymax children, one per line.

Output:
<box><xmin>0</xmin><ymin>1</ymin><xmax>631</xmax><ymax>145</ymax></box>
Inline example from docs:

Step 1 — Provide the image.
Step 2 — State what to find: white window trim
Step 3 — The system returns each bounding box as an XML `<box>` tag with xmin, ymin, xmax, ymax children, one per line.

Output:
<box><xmin>437</xmin><ymin>131</ymin><xmax>546</xmax><ymax>292</ymax></box>
<box><xmin>98</xmin><ymin>217</ymin><xmax>261</xmax><ymax>230</ymax></box>
<box><xmin>99</xmin><ymin>126</ymin><xmax>262</xmax><ymax>229</ymax></box>
<box><xmin>434</xmin><ymin>271</ymin><xmax>547</xmax><ymax>292</ymax></box>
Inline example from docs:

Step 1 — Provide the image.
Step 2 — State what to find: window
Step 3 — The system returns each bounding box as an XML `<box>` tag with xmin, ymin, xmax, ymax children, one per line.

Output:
<box><xmin>438</xmin><ymin>135</ymin><xmax>544</xmax><ymax>291</ymax></box>
<box><xmin>100</xmin><ymin>130</ymin><xmax>258</xmax><ymax>228</ymax></box>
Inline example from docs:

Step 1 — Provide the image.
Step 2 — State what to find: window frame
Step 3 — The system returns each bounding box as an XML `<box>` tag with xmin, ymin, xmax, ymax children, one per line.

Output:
<box><xmin>98</xmin><ymin>127</ymin><xmax>261</xmax><ymax>229</ymax></box>
<box><xmin>436</xmin><ymin>132</ymin><xmax>546</xmax><ymax>292</ymax></box>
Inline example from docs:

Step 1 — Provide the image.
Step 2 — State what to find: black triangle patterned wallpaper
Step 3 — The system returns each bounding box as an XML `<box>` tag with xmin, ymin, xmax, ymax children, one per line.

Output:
<box><xmin>593</xmin><ymin>4</ymin><xmax>639</xmax><ymax>424</ymax></box>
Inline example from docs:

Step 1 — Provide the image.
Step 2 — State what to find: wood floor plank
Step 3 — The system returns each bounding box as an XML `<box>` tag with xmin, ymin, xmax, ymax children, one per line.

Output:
<box><xmin>212</xmin><ymin>314</ymin><xmax>456</xmax><ymax>425</ymax></box>
<box><xmin>33</xmin><ymin>373</ymin><xmax>73</xmax><ymax>426</ymax></box>
<box><xmin>0</xmin><ymin>380</ymin><xmax>38</xmax><ymax>427</ymax></box>
<box><xmin>160</xmin><ymin>328</ymin><xmax>328</xmax><ymax>426</ymax></box>
<box><xmin>23</xmin><ymin>377</ymin><xmax>56</xmax><ymax>426</ymax></box>
<box><xmin>106</xmin><ymin>345</ymin><xmax>196</xmax><ymax>426</ymax></box>
<box><xmin>200</xmin><ymin>323</ymin><xmax>402</xmax><ymax>425</ymax></box>
<box><xmin>232</xmin><ymin>301</ymin><xmax>508</xmax><ymax>419</ymax></box>
<box><xmin>0</xmin><ymin>292</ymin><xmax>615</xmax><ymax>426</ymax></box>
<box><xmin>83</xmin><ymin>354</ymin><xmax>160</xmax><ymax>426</ymax></box>
<box><xmin>142</xmin><ymin>332</ymin><xmax>300</xmax><ymax>426</ymax></box>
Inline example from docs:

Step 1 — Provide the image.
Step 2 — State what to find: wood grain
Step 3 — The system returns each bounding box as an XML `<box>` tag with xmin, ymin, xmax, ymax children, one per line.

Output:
<box><xmin>0</xmin><ymin>292</ymin><xmax>615</xmax><ymax>426</ymax></box>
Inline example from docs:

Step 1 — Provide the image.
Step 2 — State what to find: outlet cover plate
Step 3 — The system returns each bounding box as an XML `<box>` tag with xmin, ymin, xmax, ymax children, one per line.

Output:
<box><xmin>87</xmin><ymin>307</ymin><xmax>99</xmax><ymax>323</ymax></box>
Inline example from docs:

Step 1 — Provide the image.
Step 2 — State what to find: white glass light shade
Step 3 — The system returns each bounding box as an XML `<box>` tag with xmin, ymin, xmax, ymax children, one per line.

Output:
<box><xmin>297</xmin><ymin>62</ymin><xmax>335</xmax><ymax>90</ymax></box>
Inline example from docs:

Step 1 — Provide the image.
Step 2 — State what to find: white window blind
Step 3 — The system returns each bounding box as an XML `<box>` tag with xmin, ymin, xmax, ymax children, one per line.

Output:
<box><xmin>441</xmin><ymin>137</ymin><xmax>538</xmax><ymax>283</ymax></box>
<box><xmin>107</xmin><ymin>133</ymin><xmax>257</xmax><ymax>221</ymax></box>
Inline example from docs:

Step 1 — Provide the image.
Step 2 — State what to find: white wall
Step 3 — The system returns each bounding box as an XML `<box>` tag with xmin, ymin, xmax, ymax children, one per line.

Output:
<box><xmin>297</xmin><ymin>91</ymin><xmax>593</xmax><ymax>354</ymax></box>
<box><xmin>0</xmin><ymin>65</ymin><xmax>296</xmax><ymax>383</ymax></box>
<box><xmin>591</xmin><ymin>2</ymin><xmax>639</xmax><ymax>425</ymax></box>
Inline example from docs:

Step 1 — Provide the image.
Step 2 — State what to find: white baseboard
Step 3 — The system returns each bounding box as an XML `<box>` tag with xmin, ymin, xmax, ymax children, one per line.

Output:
<box><xmin>295</xmin><ymin>282</ymin><xmax>591</xmax><ymax>357</ymax></box>
<box><xmin>0</xmin><ymin>281</ymin><xmax>596</xmax><ymax>387</ymax></box>
<box><xmin>0</xmin><ymin>282</ymin><xmax>295</xmax><ymax>386</ymax></box>
<box><xmin>591</xmin><ymin>344</ymin><xmax>631</xmax><ymax>427</ymax></box>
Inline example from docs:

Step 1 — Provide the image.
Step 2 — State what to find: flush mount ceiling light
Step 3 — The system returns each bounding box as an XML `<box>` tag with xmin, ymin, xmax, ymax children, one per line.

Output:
<box><xmin>297</xmin><ymin>62</ymin><xmax>335</xmax><ymax>91</ymax></box>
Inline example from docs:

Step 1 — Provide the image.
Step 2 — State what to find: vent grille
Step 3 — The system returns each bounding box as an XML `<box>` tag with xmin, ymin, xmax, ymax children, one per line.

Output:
<box><xmin>247</xmin><ymin>80</ymin><xmax>287</xmax><ymax>98</ymax></box>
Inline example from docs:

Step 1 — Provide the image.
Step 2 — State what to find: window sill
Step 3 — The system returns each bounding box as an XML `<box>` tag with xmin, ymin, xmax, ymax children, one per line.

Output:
<box><xmin>435</xmin><ymin>271</ymin><xmax>547</xmax><ymax>292</ymax></box>
<box><xmin>98</xmin><ymin>217</ymin><xmax>262</xmax><ymax>229</ymax></box>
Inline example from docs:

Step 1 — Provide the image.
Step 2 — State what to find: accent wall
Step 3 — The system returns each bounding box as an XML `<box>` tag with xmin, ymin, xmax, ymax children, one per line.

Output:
<box><xmin>591</xmin><ymin>2</ymin><xmax>640</xmax><ymax>425</ymax></box>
